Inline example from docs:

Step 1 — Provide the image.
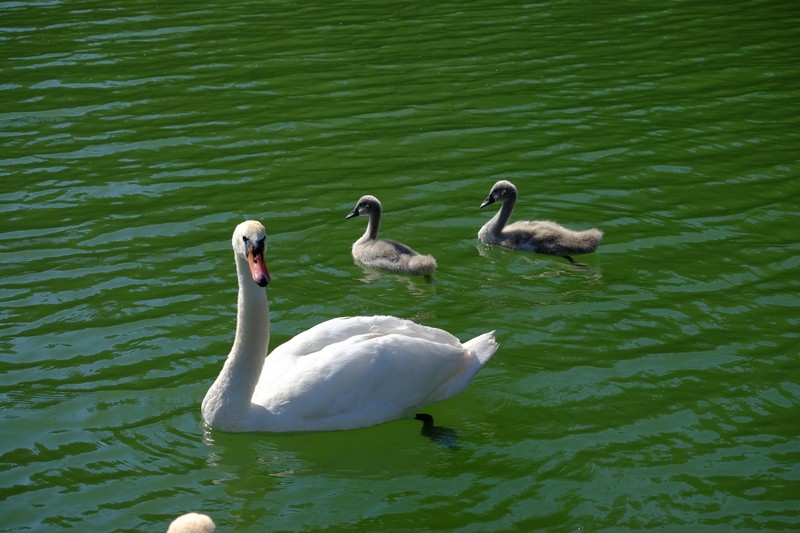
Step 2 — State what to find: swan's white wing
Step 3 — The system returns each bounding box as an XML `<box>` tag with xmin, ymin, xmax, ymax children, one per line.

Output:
<box><xmin>252</xmin><ymin>322</ymin><xmax>480</xmax><ymax>431</ymax></box>
<box><xmin>267</xmin><ymin>315</ymin><xmax>460</xmax><ymax>358</ymax></box>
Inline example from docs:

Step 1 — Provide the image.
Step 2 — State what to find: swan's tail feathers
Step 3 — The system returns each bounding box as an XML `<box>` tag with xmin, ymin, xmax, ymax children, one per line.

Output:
<box><xmin>464</xmin><ymin>331</ymin><xmax>498</xmax><ymax>365</ymax></box>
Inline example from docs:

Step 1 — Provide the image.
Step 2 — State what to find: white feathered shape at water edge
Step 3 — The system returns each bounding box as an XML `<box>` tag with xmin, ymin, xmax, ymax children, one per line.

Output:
<box><xmin>166</xmin><ymin>513</ymin><xmax>215</xmax><ymax>533</ymax></box>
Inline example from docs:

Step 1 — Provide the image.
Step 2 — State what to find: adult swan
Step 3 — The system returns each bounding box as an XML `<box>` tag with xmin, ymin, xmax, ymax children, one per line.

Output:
<box><xmin>202</xmin><ymin>220</ymin><xmax>498</xmax><ymax>432</ymax></box>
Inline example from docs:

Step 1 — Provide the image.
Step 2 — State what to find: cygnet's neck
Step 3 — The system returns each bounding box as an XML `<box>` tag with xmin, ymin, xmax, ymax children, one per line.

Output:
<box><xmin>202</xmin><ymin>253</ymin><xmax>270</xmax><ymax>430</ymax></box>
<box><xmin>488</xmin><ymin>193</ymin><xmax>516</xmax><ymax>234</ymax></box>
<box><xmin>359</xmin><ymin>206</ymin><xmax>381</xmax><ymax>243</ymax></box>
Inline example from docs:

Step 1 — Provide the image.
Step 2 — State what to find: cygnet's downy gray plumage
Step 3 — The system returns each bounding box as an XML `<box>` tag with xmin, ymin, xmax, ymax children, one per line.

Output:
<box><xmin>479</xmin><ymin>180</ymin><xmax>603</xmax><ymax>261</ymax></box>
<box><xmin>346</xmin><ymin>195</ymin><xmax>437</xmax><ymax>276</ymax></box>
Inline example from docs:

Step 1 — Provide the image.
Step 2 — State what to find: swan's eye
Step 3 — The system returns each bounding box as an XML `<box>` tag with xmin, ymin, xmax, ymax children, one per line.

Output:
<box><xmin>255</xmin><ymin>237</ymin><xmax>266</xmax><ymax>253</ymax></box>
<box><xmin>243</xmin><ymin>236</ymin><xmax>249</xmax><ymax>243</ymax></box>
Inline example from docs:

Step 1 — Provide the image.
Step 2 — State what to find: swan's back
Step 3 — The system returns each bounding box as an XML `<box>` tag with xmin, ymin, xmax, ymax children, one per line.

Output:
<box><xmin>267</xmin><ymin>315</ymin><xmax>460</xmax><ymax>357</ymax></box>
<box><xmin>251</xmin><ymin>316</ymin><xmax>497</xmax><ymax>431</ymax></box>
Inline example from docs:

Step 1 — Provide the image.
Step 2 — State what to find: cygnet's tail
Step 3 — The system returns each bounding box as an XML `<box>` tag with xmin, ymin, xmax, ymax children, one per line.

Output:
<box><xmin>408</xmin><ymin>254</ymin><xmax>437</xmax><ymax>275</ymax></box>
<box><xmin>464</xmin><ymin>331</ymin><xmax>499</xmax><ymax>365</ymax></box>
<box><xmin>561</xmin><ymin>227</ymin><xmax>603</xmax><ymax>255</ymax></box>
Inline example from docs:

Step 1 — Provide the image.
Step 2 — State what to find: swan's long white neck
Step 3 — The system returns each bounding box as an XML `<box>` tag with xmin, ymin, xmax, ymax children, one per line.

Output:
<box><xmin>201</xmin><ymin>252</ymin><xmax>270</xmax><ymax>430</ymax></box>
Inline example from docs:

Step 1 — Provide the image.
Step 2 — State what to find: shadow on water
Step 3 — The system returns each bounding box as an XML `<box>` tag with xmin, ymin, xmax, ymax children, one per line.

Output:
<box><xmin>200</xmin><ymin>414</ymin><xmax>470</xmax><ymax>483</ymax></box>
<box><xmin>194</xmin><ymin>414</ymin><xmax>475</xmax><ymax>531</ymax></box>
<box><xmin>474</xmin><ymin>239</ymin><xmax>603</xmax><ymax>285</ymax></box>
<box><xmin>475</xmin><ymin>239</ymin><xmax>598</xmax><ymax>268</ymax></box>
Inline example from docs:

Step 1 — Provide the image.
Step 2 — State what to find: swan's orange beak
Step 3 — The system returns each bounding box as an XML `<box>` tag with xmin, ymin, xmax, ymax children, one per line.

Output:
<box><xmin>248</xmin><ymin>249</ymin><xmax>270</xmax><ymax>287</ymax></box>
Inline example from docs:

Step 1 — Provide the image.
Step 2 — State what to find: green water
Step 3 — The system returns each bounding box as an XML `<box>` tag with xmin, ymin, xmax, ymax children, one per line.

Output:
<box><xmin>2</xmin><ymin>0</ymin><xmax>799</xmax><ymax>531</ymax></box>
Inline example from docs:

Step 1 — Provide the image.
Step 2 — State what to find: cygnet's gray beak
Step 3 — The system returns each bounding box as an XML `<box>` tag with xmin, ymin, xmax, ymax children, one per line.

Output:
<box><xmin>345</xmin><ymin>207</ymin><xmax>359</xmax><ymax>219</ymax></box>
<box><xmin>479</xmin><ymin>195</ymin><xmax>496</xmax><ymax>208</ymax></box>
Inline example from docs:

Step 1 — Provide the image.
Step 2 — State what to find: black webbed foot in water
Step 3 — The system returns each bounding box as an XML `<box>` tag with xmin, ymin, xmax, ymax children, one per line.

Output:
<box><xmin>414</xmin><ymin>413</ymin><xmax>459</xmax><ymax>449</ymax></box>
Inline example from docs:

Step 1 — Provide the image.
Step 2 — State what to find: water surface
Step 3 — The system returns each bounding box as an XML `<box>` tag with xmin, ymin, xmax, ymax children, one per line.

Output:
<box><xmin>1</xmin><ymin>0</ymin><xmax>798</xmax><ymax>531</ymax></box>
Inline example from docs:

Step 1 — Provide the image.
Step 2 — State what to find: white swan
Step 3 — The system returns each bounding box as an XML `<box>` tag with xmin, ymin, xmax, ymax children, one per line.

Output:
<box><xmin>345</xmin><ymin>195</ymin><xmax>437</xmax><ymax>276</ymax></box>
<box><xmin>479</xmin><ymin>180</ymin><xmax>603</xmax><ymax>261</ymax></box>
<box><xmin>167</xmin><ymin>513</ymin><xmax>216</xmax><ymax>533</ymax></box>
<box><xmin>201</xmin><ymin>220</ymin><xmax>498</xmax><ymax>433</ymax></box>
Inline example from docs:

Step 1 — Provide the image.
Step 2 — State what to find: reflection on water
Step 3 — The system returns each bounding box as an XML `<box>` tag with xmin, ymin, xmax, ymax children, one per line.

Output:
<box><xmin>355</xmin><ymin>262</ymin><xmax>436</xmax><ymax>295</ymax></box>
